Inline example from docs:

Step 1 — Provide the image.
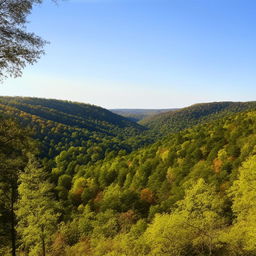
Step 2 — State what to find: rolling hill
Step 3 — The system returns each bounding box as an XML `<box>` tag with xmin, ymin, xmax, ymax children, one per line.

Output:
<box><xmin>0</xmin><ymin>97</ymin><xmax>146</xmax><ymax>159</ymax></box>
<box><xmin>140</xmin><ymin>101</ymin><xmax>256</xmax><ymax>135</ymax></box>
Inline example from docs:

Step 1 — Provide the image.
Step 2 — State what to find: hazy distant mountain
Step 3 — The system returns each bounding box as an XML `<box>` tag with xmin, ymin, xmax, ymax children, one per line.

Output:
<box><xmin>110</xmin><ymin>108</ymin><xmax>178</xmax><ymax>122</ymax></box>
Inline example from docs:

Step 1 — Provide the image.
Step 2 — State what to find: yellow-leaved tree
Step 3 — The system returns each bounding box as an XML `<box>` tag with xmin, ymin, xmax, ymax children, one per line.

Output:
<box><xmin>144</xmin><ymin>178</ymin><xmax>226</xmax><ymax>256</ymax></box>
<box><xmin>223</xmin><ymin>155</ymin><xmax>256</xmax><ymax>255</ymax></box>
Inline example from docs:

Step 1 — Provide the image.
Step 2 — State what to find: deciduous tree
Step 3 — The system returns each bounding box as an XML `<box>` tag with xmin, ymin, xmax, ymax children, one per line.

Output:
<box><xmin>16</xmin><ymin>156</ymin><xmax>59</xmax><ymax>256</ymax></box>
<box><xmin>0</xmin><ymin>118</ymin><xmax>31</xmax><ymax>256</ymax></box>
<box><xmin>0</xmin><ymin>0</ymin><xmax>46</xmax><ymax>81</ymax></box>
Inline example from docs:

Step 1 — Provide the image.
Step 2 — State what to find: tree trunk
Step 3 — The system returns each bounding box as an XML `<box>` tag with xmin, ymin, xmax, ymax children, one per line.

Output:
<box><xmin>42</xmin><ymin>237</ymin><xmax>46</xmax><ymax>256</ymax></box>
<box><xmin>41</xmin><ymin>226</ymin><xmax>46</xmax><ymax>256</ymax></box>
<box><xmin>11</xmin><ymin>186</ymin><xmax>16</xmax><ymax>256</ymax></box>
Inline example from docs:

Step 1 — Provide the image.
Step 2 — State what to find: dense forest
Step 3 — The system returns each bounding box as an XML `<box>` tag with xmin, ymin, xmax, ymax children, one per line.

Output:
<box><xmin>141</xmin><ymin>101</ymin><xmax>256</xmax><ymax>136</ymax></box>
<box><xmin>1</xmin><ymin>97</ymin><xmax>256</xmax><ymax>256</ymax></box>
<box><xmin>0</xmin><ymin>97</ymin><xmax>151</xmax><ymax>163</ymax></box>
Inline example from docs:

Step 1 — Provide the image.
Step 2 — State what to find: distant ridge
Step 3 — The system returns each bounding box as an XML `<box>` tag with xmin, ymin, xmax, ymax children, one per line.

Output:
<box><xmin>111</xmin><ymin>108</ymin><xmax>178</xmax><ymax>122</ymax></box>
<box><xmin>140</xmin><ymin>101</ymin><xmax>256</xmax><ymax>135</ymax></box>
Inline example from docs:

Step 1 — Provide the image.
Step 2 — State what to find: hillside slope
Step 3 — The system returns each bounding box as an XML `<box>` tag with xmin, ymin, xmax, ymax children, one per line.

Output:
<box><xmin>49</xmin><ymin>109</ymin><xmax>256</xmax><ymax>255</ymax></box>
<box><xmin>140</xmin><ymin>101</ymin><xmax>256</xmax><ymax>135</ymax></box>
<box><xmin>0</xmin><ymin>97</ymin><xmax>146</xmax><ymax>158</ymax></box>
<box><xmin>59</xmin><ymin>109</ymin><xmax>256</xmax><ymax>210</ymax></box>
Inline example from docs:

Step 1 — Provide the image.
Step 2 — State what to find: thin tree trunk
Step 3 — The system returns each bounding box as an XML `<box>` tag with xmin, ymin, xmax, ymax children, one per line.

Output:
<box><xmin>11</xmin><ymin>186</ymin><xmax>16</xmax><ymax>256</ymax></box>
<box><xmin>42</xmin><ymin>237</ymin><xmax>46</xmax><ymax>256</ymax></box>
<box><xmin>41</xmin><ymin>226</ymin><xmax>46</xmax><ymax>256</ymax></box>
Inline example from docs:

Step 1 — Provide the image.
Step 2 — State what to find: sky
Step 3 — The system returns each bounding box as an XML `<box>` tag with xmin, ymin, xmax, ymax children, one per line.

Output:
<box><xmin>2</xmin><ymin>0</ymin><xmax>256</xmax><ymax>108</ymax></box>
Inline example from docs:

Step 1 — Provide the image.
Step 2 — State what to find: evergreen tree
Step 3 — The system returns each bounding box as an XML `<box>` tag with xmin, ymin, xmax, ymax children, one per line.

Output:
<box><xmin>16</xmin><ymin>156</ymin><xmax>59</xmax><ymax>256</ymax></box>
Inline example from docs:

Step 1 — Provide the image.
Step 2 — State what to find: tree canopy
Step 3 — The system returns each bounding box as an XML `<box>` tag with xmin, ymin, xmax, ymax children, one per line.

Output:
<box><xmin>0</xmin><ymin>0</ymin><xmax>45</xmax><ymax>81</ymax></box>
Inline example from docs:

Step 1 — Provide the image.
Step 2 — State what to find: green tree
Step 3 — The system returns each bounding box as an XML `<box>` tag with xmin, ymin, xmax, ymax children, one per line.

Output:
<box><xmin>222</xmin><ymin>155</ymin><xmax>256</xmax><ymax>255</ymax></box>
<box><xmin>176</xmin><ymin>178</ymin><xmax>225</xmax><ymax>255</ymax></box>
<box><xmin>16</xmin><ymin>156</ymin><xmax>59</xmax><ymax>256</ymax></box>
<box><xmin>145</xmin><ymin>212</ymin><xmax>193</xmax><ymax>256</ymax></box>
<box><xmin>0</xmin><ymin>118</ymin><xmax>31</xmax><ymax>256</ymax></box>
<box><xmin>144</xmin><ymin>179</ymin><xmax>225</xmax><ymax>256</ymax></box>
<box><xmin>0</xmin><ymin>0</ymin><xmax>46</xmax><ymax>81</ymax></box>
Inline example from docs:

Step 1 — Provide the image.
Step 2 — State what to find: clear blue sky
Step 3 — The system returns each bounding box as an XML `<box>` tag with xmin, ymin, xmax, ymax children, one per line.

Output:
<box><xmin>2</xmin><ymin>0</ymin><xmax>256</xmax><ymax>108</ymax></box>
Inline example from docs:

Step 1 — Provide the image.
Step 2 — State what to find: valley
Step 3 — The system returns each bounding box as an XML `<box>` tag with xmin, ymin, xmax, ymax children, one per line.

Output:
<box><xmin>1</xmin><ymin>97</ymin><xmax>256</xmax><ymax>255</ymax></box>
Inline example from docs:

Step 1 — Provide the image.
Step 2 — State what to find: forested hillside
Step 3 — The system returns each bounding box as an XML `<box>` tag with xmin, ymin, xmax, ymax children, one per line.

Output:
<box><xmin>141</xmin><ymin>101</ymin><xmax>256</xmax><ymax>136</ymax></box>
<box><xmin>44</xmin><ymin>109</ymin><xmax>256</xmax><ymax>255</ymax></box>
<box><xmin>0</xmin><ymin>97</ymin><xmax>148</xmax><ymax>161</ymax></box>
<box><xmin>1</xmin><ymin>0</ymin><xmax>255</xmax><ymax>254</ymax></box>
<box><xmin>2</xmin><ymin>99</ymin><xmax>256</xmax><ymax>255</ymax></box>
